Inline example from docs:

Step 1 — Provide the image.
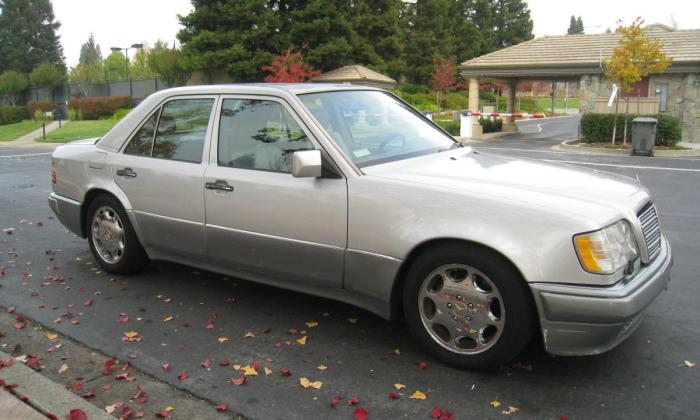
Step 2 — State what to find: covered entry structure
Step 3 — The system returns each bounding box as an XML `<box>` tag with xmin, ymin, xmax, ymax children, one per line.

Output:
<box><xmin>459</xmin><ymin>24</ymin><xmax>700</xmax><ymax>142</ymax></box>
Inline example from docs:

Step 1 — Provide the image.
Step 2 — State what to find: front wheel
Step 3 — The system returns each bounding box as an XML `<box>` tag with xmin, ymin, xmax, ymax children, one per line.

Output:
<box><xmin>87</xmin><ymin>194</ymin><xmax>148</xmax><ymax>274</ymax></box>
<box><xmin>403</xmin><ymin>244</ymin><xmax>536</xmax><ymax>370</ymax></box>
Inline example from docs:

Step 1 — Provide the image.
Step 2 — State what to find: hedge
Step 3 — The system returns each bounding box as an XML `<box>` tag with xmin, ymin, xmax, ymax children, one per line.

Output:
<box><xmin>479</xmin><ymin>117</ymin><xmax>503</xmax><ymax>133</ymax></box>
<box><xmin>27</xmin><ymin>101</ymin><xmax>56</xmax><ymax>119</ymax></box>
<box><xmin>435</xmin><ymin>119</ymin><xmax>460</xmax><ymax>136</ymax></box>
<box><xmin>67</xmin><ymin>96</ymin><xmax>133</xmax><ymax>120</ymax></box>
<box><xmin>0</xmin><ymin>106</ymin><xmax>29</xmax><ymax>126</ymax></box>
<box><xmin>580</xmin><ymin>113</ymin><xmax>681</xmax><ymax>146</ymax></box>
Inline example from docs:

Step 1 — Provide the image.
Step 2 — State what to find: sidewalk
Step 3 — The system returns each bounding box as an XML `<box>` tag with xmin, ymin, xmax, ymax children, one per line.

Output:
<box><xmin>555</xmin><ymin>139</ymin><xmax>700</xmax><ymax>157</ymax></box>
<box><xmin>5</xmin><ymin>121</ymin><xmax>64</xmax><ymax>149</ymax></box>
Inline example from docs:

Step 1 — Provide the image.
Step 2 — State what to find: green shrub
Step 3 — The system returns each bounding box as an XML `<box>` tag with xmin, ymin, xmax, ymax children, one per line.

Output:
<box><xmin>33</xmin><ymin>110</ymin><xmax>52</xmax><ymax>122</ymax></box>
<box><xmin>112</xmin><ymin>108</ymin><xmax>131</xmax><ymax>120</ymax></box>
<box><xmin>580</xmin><ymin>113</ymin><xmax>681</xmax><ymax>146</ymax></box>
<box><xmin>67</xmin><ymin>96</ymin><xmax>132</xmax><ymax>120</ymax></box>
<box><xmin>479</xmin><ymin>117</ymin><xmax>503</xmax><ymax>133</ymax></box>
<box><xmin>27</xmin><ymin>100</ymin><xmax>56</xmax><ymax>118</ymax></box>
<box><xmin>67</xmin><ymin>108</ymin><xmax>80</xmax><ymax>121</ymax></box>
<box><xmin>396</xmin><ymin>84</ymin><xmax>429</xmax><ymax>94</ymax></box>
<box><xmin>0</xmin><ymin>106</ymin><xmax>29</xmax><ymax>125</ymax></box>
<box><xmin>434</xmin><ymin>119</ymin><xmax>460</xmax><ymax>135</ymax></box>
<box><xmin>518</xmin><ymin>97</ymin><xmax>540</xmax><ymax>113</ymax></box>
<box><xmin>442</xmin><ymin>92</ymin><xmax>469</xmax><ymax>110</ymax></box>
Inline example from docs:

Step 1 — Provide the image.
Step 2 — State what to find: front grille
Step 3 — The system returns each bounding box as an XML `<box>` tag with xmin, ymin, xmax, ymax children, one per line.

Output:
<box><xmin>638</xmin><ymin>204</ymin><xmax>662</xmax><ymax>260</ymax></box>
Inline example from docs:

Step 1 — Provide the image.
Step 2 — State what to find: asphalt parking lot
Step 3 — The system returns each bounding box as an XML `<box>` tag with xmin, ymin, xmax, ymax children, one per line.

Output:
<box><xmin>1</xmin><ymin>133</ymin><xmax>699</xmax><ymax>419</ymax></box>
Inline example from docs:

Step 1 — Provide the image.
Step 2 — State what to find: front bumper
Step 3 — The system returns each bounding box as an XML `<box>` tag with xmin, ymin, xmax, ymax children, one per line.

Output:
<box><xmin>48</xmin><ymin>192</ymin><xmax>83</xmax><ymax>237</ymax></box>
<box><xmin>530</xmin><ymin>236</ymin><xmax>673</xmax><ymax>356</ymax></box>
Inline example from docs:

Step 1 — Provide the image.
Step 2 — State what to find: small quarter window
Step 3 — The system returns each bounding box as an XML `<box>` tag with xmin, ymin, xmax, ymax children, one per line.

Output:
<box><xmin>152</xmin><ymin>98</ymin><xmax>214</xmax><ymax>163</ymax></box>
<box><xmin>124</xmin><ymin>111</ymin><xmax>158</xmax><ymax>156</ymax></box>
<box><xmin>218</xmin><ymin>99</ymin><xmax>314</xmax><ymax>173</ymax></box>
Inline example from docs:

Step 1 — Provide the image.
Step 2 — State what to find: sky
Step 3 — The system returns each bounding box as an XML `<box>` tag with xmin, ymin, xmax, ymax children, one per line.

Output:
<box><xmin>52</xmin><ymin>0</ymin><xmax>700</xmax><ymax>68</ymax></box>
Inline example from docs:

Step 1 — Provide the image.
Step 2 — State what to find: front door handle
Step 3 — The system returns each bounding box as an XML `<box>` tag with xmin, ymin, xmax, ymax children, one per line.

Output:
<box><xmin>116</xmin><ymin>167</ymin><xmax>137</xmax><ymax>178</ymax></box>
<box><xmin>205</xmin><ymin>180</ymin><xmax>234</xmax><ymax>192</ymax></box>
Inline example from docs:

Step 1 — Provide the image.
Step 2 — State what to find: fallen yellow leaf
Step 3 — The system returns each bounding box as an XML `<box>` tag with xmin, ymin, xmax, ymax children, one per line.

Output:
<box><xmin>296</xmin><ymin>336</ymin><xmax>307</xmax><ymax>345</ymax></box>
<box><xmin>242</xmin><ymin>365</ymin><xmax>258</xmax><ymax>376</ymax></box>
<box><xmin>317</xmin><ymin>365</ymin><xmax>327</xmax><ymax>371</ymax></box>
<box><xmin>58</xmin><ymin>363</ymin><xmax>69</xmax><ymax>374</ymax></box>
<box><xmin>490</xmin><ymin>399</ymin><xmax>501</xmax><ymax>408</ymax></box>
<box><xmin>233</xmin><ymin>364</ymin><xmax>242</xmax><ymax>370</ymax></box>
<box><xmin>409</xmin><ymin>390</ymin><xmax>426</xmax><ymax>400</ymax></box>
<box><xmin>165</xmin><ymin>406</ymin><xmax>174</xmax><ymax>412</ymax></box>
<box><xmin>393</xmin><ymin>383</ymin><xmax>406</xmax><ymax>390</ymax></box>
<box><xmin>502</xmin><ymin>406</ymin><xmax>519</xmax><ymax>415</ymax></box>
<box><xmin>392</xmin><ymin>348</ymin><xmax>401</xmax><ymax>356</ymax></box>
<box><xmin>218</xmin><ymin>336</ymin><xmax>229</xmax><ymax>343</ymax></box>
<box><xmin>264</xmin><ymin>367</ymin><xmax>272</xmax><ymax>375</ymax></box>
<box><xmin>684</xmin><ymin>360</ymin><xmax>696</xmax><ymax>368</ymax></box>
<box><xmin>299</xmin><ymin>377</ymin><xmax>323</xmax><ymax>389</ymax></box>
<box><xmin>123</xmin><ymin>331</ymin><xmax>139</xmax><ymax>339</ymax></box>
<box><xmin>46</xmin><ymin>332</ymin><xmax>58</xmax><ymax>341</ymax></box>
<box><xmin>53</xmin><ymin>317</ymin><xmax>62</xmax><ymax>324</ymax></box>
<box><xmin>305</xmin><ymin>321</ymin><xmax>319</xmax><ymax>328</ymax></box>
<box><xmin>105</xmin><ymin>404</ymin><xmax>117</xmax><ymax>414</ymax></box>
<box><xmin>244</xmin><ymin>332</ymin><xmax>255</xmax><ymax>338</ymax></box>
<box><xmin>163</xmin><ymin>315</ymin><xmax>173</xmax><ymax>322</ymax></box>
<box><xmin>348</xmin><ymin>318</ymin><xmax>359</xmax><ymax>324</ymax></box>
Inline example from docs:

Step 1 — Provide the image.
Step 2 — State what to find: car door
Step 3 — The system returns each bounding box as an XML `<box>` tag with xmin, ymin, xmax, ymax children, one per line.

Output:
<box><xmin>111</xmin><ymin>95</ymin><xmax>218</xmax><ymax>261</ymax></box>
<box><xmin>204</xmin><ymin>96</ymin><xmax>347</xmax><ymax>291</ymax></box>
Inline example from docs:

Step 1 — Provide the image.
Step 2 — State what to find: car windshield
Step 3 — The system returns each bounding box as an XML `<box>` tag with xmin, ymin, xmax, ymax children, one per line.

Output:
<box><xmin>298</xmin><ymin>90</ymin><xmax>458</xmax><ymax>167</ymax></box>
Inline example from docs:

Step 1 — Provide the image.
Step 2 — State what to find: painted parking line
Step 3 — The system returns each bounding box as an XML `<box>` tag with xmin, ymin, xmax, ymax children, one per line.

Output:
<box><xmin>540</xmin><ymin>159</ymin><xmax>700</xmax><ymax>172</ymax></box>
<box><xmin>516</xmin><ymin>123</ymin><xmax>542</xmax><ymax>134</ymax></box>
<box><xmin>0</xmin><ymin>152</ymin><xmax>53</xmax><ymax>158</ymax></box>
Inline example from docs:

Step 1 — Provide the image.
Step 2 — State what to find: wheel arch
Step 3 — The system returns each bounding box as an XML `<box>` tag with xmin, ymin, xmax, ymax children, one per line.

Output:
<box><xmin>389</xmin><ymin>238</ymin><xmax>533</xmax><ymax>321</ymax></box>
<box><xmin>80</xmin><ymin>188</ymin><xmax>140</xmax><ymax>241</ymax></box>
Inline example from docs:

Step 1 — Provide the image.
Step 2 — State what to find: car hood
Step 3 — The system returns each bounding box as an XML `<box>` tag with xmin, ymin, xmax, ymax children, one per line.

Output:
<box><xmin>362</xmin><ymin>148</ymin><xmax>645</xmax><ymax>210</ymax></box>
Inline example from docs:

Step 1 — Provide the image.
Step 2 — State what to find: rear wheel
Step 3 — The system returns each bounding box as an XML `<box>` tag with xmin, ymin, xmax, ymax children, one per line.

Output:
<box><xmin>87</xmin><ymin>194</ymin><xmax>148</xmax><ymax>274</ymax></box>
<box><xmin>403</xmin><ymin>243</ymin><xmax>536</xmax><ymax>370</ymax></box>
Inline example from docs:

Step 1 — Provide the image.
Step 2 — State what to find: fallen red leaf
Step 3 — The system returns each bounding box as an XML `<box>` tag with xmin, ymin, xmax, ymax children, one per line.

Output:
<box><xmin>102</xmin><ymin>384</ymin><xmax>112</xmax><ymax>392</ymax></box>
<box><xmin>251</xmin><ymin>361</ymin><xmax>260</xmax><ymax>371</ymax></box>
<box><xmin>132</xmin><ymin>385</ymin><xmax>148</xmax><ymax>404</ymax></box>
<box><xmin>82</xmin><ymin>391</ymin><xmax>95</xmax><ymax>399</ymax></box>
<box><xmin>431</xmin><ymin>406</ymin><xmax>443</xmax><ymax>419</ymax></box>
<box><xmin>230</xmin><ymin>376</ymin><xmax>246</xmax><ymax>386</ymax></box>
<box><xmin>162</xmin><ymin>363</ymin><xmax>171</xmax><ymax>372</ymax></box>
<box><xmin>419</xmin><ymin>361</ymin><xmax>427</xmax><ymax>370</ymax></box>
<box><xmin>388</xmin><ymin>391</ymin><xmax>399</xmax><ymax>400</ymax></box>
<box><xmin>216</xmin><ymin>403</ymin><xmax>227</xmax><ymax>412</ymax></box>
<box><xmin>71</xmin><ymin>382</ymin><xmax>82</xmax><ymax>392</ymax></box>
<box><xmin>178</xmin><ymin>371</ymin><xmax>189</xmax><ymax>381</ymax></box>
<box><xmin>67</xmin><ymin>408</ymin><xmax>87</xmax><ymax>420</ymax></box>
<box><xmin>219</xmin><ymin>359</ymin><xmax>230</xmax><ymax>367</ymax></box>
<box><xmin>347</xmin><ymin>396</ymin><xmax>359</xmax><ymax>406</ymax></box>
<box><xmin>280</xmin><ymin>368</ymin><xmax>292</xmax><ymax>377</ymax></box>
<box><xmin>206</xmin><ymin>320</ymin><xmax>214</xmax><ymax>330</ymax></box>
<box><xmin>353</xmin><ymin>407</ymin><xmax>368</xmax><ymax>420</ymax></box>
<box><xmin>156</xmin><ymin>410</ymin><xmax>171</xmax><ymax>418</ymax></box>
<box><xmin>201</xmin><ymin>359</ymin><xmax>211</xmax><ymax>368</ymax></box>
<box><xmin>330</xmin><ymin>395</ymin><xmax>342</xmax><ymax>407</ymax></box>
<box><xmin>83</xmin><ymin>298</ymin><xmax>93</xmax><ymax>307</ymax></box>
<box><xmin>103</xmin><ymin>358</ymin><xmax>117</xmax><ymax>375</ymax></box>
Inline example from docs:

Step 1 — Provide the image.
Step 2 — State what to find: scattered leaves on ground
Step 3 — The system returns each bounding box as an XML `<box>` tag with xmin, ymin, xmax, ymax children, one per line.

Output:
<box><xmin>299</xmin><ymin>377</ymin><xmax>322</xmax><ymax>389</ymax></box>
<box><xmin>305</xmin><ymin>321</ymin><xmax>318</xmax><ymax>328</ymax></box>
<box><xmin>409</xmin><ymin>390</ymin><xmax>427</xmax><ymax>400</ymax></box>
<box><xmin>353</xmin><ymin>407</ymin><xmax>368</xmax><ymax>420</ymax></box>
<box><xmin>490</xmin><ymin>399</ymin><xmax>501</xmax><ymax>408</ymax></box>
<box><xmin>296</xmin><ymin>336</ymin><xmax>307</xmax><ymax>345</ymax></box>
<box><xmin>502</xmin><ymin>406</ymin><xmax>519</xmax><ymax>415</ymax></box>
<box><xmin>394</xmin><ymin>383</ymin><xmax>406</xmax><ymax>390</ymax></box>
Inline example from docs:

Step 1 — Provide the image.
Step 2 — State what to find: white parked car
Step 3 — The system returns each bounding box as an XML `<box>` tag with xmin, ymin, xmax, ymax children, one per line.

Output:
<box><xmin>49</xmin><ymin>84</ymin><xmax>672</xmax><ymax>369</ymax></box>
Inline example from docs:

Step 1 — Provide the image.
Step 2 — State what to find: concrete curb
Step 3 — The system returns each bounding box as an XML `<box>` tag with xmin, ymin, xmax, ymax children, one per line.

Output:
<box><xmin>555</xmin><ymin>139</ymin><xmax>700</xmax><ymax>157</ymax></box>
<box><xmin>0</xmin><ymin>349</ymin><xmax>112</xmax><ymax>419</ymax></box>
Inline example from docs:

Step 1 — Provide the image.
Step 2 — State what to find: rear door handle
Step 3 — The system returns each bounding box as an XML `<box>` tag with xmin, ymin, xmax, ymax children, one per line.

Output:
<box><xmin>116</xmin><ymin>167</ymin><xmax>137</xmax><ymax>178</ymax></box>
<box><xmin>205</xmin><ymin>180</ymin><xmax>234</xmax><ymax>192</ymax></box>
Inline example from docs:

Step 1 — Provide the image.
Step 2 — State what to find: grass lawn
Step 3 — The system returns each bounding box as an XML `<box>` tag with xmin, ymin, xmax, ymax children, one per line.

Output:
<box><xmin>37</xmin><ymin>120</ymin><xmax>117</xmax><ymax>143</ymax></box>
<box><xmin>535</xmin><ymin>97</ymin><xmax>580</xmax><ymax>110</ymax></box>
<box><xmin>0</xmin><ymin>120</ymin><xmax>43</xmax><ymax>141</ymax></box>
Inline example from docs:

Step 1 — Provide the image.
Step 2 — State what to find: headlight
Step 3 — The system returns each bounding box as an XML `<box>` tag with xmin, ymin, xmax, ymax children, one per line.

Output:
<box><xmin>574</xmin><ymin>220</ymin><xmax>639</xmax><ymax>274</ymax></box>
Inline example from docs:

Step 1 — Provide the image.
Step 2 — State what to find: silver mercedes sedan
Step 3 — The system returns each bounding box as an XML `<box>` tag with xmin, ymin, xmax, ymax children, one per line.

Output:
<box><xmin>49</xmin><ymin>84</ymin><xmax>672</xmax><ymax>369</ymax></box>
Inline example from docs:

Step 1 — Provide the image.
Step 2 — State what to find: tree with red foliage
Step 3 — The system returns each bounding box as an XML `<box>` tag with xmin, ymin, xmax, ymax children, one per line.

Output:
<box><xmin>262</xmin><ymin>46</ymin><xmax>320</xmax><ymax>83</ymax></box>
<box><xmin>431</xmin><ymin>56</ymin><xmax>456</xmax><ymax>111</ymax></box>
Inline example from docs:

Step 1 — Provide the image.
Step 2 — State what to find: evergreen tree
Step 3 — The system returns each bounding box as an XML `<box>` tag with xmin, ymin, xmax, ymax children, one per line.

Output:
<box><xmin>576</xmin><ymin>17</ymin><xmax>584</xmax><ymax>33</ymax></box>
<box><xmin>567</xmin><ymin>16</ymin><xmax>577</xmax><ymax>34</ymax></box>
<box><xmin>350</xmin><ymin>0</ymin><xmax>405</xmax><ymax>79</ymax></box>
<box><xmin>0</xmin><ymin>0</ymin><xmax>64</xmax><ymax>74</ymax></box>
<box><xmin>490</xmin><ymin>0</ymin><xmax>533</xmax><ymax>48</ymax></box>
<box><xmin>79</xmin><ymin>33</ymin><xmax>102</xmax><ymax>66</ymax></box>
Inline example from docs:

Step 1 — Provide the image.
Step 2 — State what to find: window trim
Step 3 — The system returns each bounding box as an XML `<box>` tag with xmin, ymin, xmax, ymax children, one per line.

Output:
<box><xmin>119</xmin><ymin>94</ymin><xmax>219</xmax><ymax>165</ymax></box>
<box><xmin>211</xmin><ymin>94</ymin><xmax>328</xmax><ymax>175</ymax></box>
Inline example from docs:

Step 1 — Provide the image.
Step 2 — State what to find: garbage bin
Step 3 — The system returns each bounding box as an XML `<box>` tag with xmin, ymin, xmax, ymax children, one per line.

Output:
<box><xmin>631</xmin><ymin>117</ymin><xmax>657</xmax><ymax>157</ymax></box>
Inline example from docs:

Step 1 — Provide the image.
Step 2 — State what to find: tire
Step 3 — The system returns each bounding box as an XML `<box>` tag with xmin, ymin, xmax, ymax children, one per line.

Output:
<box><xmin>403</xmin><ymin>243</ymin><xmax>536</xmax><ymax>370</ymax></box>
<box><xmin>86</xmin><ymin>194</ymin><xmax>148</xmax><ymax>274</ymax></box>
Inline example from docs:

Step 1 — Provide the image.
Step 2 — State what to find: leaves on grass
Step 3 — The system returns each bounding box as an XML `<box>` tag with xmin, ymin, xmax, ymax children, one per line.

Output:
<box><xmin>299</xmin><ymin>377</ymin><xmax>322</xmax><ymax>389</ymax></box>
<box><xmin>409</xmin><ymin>390</ymin><xmax>426</xmax><ymax>400</ymax></box>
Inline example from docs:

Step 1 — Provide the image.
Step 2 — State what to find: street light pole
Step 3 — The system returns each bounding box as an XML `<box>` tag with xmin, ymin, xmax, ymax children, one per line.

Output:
<box><xmin>110</xmin><ymin>43</ymin><xmax>143</xmax><ymax>98</ymax></box>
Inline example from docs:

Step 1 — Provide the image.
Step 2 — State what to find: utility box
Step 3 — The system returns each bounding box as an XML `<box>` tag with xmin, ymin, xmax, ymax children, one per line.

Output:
<box><xmin>631</xmin><ymin>117</ymin><xmax>657</xmax><ymax>157</ymax></box>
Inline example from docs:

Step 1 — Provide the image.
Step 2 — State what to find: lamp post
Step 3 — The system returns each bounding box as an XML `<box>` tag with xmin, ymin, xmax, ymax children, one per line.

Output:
<box><xmin>110</xmin><ymin>43</ymin><xmax>143</xmax><ymax>97</ymax></box>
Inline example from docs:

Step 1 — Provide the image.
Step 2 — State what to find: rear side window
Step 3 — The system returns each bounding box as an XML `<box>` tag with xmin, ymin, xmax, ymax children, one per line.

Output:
<box><xmin>124</xmin><ymin>111</ymin><xmax>158</xmax><ymax>156</ymax></box>
<box><xmin>217</xmin><ymin>99</ymin><xmax>314</xmax><ymax>173</ymax></box>
<box><xmin>152</xmin><ymin>98</ymin><xmax>214</xmax><ymax>163</ymax></box>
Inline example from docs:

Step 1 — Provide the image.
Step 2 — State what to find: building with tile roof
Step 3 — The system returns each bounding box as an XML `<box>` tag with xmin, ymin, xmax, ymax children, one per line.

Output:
<box><xmin>311</xmin><ymin>65</ymin><xmax>396</xmax><ymax>89</ymax></box>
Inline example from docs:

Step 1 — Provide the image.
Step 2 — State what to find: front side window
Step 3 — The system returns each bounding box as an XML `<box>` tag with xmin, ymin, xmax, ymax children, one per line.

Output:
<box><xmin>298</xmin><ymin>91</ymin><xmax>457</xmax><ymax>167</ymax></box>
<box><xmin>218</xmin><ymin>99</ymin><xmax>314</xmax><ymax>173</ymax></box>
<box><xmin>124</xmin><ymin>111</ymin><xmax>158</xmax><ymax>156</ymax></box>
<box><xmin>152</xmin><ymin>98</ymin><xmax>214</xmax><ymax>163</ymax></box>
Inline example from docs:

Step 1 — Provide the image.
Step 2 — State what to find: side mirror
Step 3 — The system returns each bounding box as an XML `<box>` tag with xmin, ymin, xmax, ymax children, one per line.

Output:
<box><xmin>292</xmin><ymin>150</ymin><xmax>322</xmax><ymax>178</ymax></box>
